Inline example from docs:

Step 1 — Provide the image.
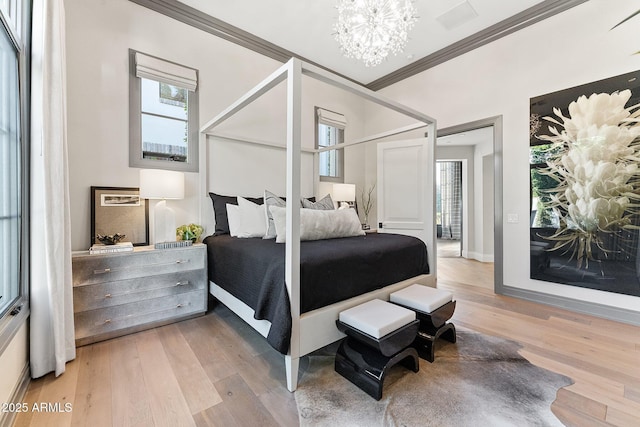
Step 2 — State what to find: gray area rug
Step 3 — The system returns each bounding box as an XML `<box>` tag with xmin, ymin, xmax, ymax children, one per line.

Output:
<box><xmin>295</xmin><ymin>328</ymin><xmax>572</xmax><ymax>426</ymax></box>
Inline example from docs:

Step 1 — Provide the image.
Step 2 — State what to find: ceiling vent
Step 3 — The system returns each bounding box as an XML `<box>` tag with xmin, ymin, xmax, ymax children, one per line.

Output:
<box><xmin>436</xmin><ymin>1</ymin><xmax>479</xmax><ymax>30</ymax></box>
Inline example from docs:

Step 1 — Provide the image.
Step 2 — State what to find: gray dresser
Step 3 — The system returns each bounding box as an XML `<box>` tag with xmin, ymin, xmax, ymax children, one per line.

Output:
<box><xmin>72</xmin><ymin>243</ymin><xmax>207</xmax><ymax>346</ymax></box>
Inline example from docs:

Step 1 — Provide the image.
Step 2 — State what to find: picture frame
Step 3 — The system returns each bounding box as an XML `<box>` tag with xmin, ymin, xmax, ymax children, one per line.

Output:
<box><xmin>90</xmin><ymin>186</ymin><xmax>149</xmax><ymax>246</ymax></box>
<box><xmin>529</xmin><ymin>69</ymin><xmax>640</xmax><ymax>297</ymax></box>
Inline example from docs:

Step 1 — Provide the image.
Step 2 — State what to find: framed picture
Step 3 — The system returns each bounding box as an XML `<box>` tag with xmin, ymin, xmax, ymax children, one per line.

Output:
<box><xmin>100</xmin><ymin>194</ymin><xmax>141</xmax><ymax>207</ymax></box>
<box><xmin>529</xmin><ymin>69</ymin><xmax>640</xmax><ymax>297</ymax></box>
<box><xmin>91</xmin><ymin>186</ymin><xmax>149</xmax><ymax>246</ymax></box>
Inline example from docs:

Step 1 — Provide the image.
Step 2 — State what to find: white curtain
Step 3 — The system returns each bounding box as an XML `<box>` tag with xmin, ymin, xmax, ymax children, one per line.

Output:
<box><xmin>30</xmin><ymin>0</ymin><xmax>75</xmax><ymax>378</ymax></box>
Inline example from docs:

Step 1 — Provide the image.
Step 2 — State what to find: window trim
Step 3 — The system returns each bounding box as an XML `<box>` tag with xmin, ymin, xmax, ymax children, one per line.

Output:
<box><xmin>314</xmin><ymin>106</ymin><xmax>344</xmax><ymax>183</ymax></box>
<box><xmin>0</xmin><ymin>0</ymin><xmax>30</xmax><ymax>356</ymax></box>
<box><xmin>129</xmin><ymin>49</ymin><xmax>199</xmax><ymax>172</ymax></box>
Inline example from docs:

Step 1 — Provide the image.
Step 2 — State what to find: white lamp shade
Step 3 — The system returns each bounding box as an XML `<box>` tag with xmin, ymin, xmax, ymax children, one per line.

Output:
<box><xmin>139</xmin><ymin>169</ymin><xmax>185</xmax><ymax>200</ymax></box>
<box><xmin>333</xmin><ymin>183</ymin><xmax>356</xmax><ymax>201</ymax></box>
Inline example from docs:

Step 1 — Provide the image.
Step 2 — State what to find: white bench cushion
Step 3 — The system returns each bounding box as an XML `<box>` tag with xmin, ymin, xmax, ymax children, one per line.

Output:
<box><xmin>390</xmin><ymin>284</ymin><xmax>453</xmax><ymax>314</ymax></box>
<box><xmin>339</xmin><ymin>299</ymin><xmax>416</xmax><ymax>339</ymax></box>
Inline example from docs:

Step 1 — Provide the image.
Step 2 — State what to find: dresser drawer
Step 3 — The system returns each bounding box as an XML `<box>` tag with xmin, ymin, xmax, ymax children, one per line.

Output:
<box><xmin>74</xmin><ymin>290</ymin><xmax>206</xmax><ymax>341</ymax></box>
<box><xmin>73</xmin><ymin>269</ymin><xmax>206</xmax><ymax>312</ymax></box>
<box><xmin>72</xmin><ymin>246</ymin><xmax>205</xmax><ymax>286</ymax></box>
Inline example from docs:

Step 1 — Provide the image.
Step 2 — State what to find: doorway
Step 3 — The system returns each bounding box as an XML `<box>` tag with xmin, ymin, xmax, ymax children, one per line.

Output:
<box><xmin>436</xmin><ymin>161</ymin><xmax>462</xmax><ymax>258</ymax></box>
<box><xmin>435</xmin><ymin>119</ymin><xmax>501</xmax><ymax>291</ymax></box>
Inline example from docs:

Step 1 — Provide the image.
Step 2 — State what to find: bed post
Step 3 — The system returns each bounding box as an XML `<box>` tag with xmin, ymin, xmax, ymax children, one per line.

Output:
<box><xmin>285</xmin><ymin>58</ymin><xmax>302</xmax><ymax>392</ymax></box>
<box><xmin>198</xmin><ymin>132</ymin><xmax>211</xmax><ymax>233</ymax></box>
<box><xmin>426</xmin><ymin>122</ymin><xmax>438</xmax><ymax>278</ymax></box>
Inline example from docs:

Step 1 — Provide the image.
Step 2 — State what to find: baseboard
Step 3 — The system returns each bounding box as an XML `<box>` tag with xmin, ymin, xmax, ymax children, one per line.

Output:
<box><xmin>0</xmin><ymin>362</ymin><xmax>30</xmax><ymax>427</ymax></box>
<box><xmin>464</xmin><ymin>251</ymin><xmax>494</xmax><ymax>263</ymax></box>
<box><xmin>501</xmin><ymin>285</ymin><xmax>640</xmax><ymax>326</ymax></box>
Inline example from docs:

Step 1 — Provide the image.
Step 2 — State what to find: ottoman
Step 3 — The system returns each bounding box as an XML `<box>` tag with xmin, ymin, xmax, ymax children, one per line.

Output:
<box><xmin>335</xmin><ymin>299</ymin><xmax>420</xmax><ymax>400</ymax></box>
<box><xmin>390</xmin><ymin>284</ymin><xmax>457</xmax><ymax>362</ymax></box>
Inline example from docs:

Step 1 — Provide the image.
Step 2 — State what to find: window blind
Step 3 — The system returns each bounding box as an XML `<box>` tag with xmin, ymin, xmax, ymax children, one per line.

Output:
<box><xmin>135</xmin><ymin>52</ymin><xmax>197</xmax><ymax>91</ymax></box>
<box><xmin>317</xmin><ymin>108</ymin><xmax>347</xmax><ymax>129</ymax></box>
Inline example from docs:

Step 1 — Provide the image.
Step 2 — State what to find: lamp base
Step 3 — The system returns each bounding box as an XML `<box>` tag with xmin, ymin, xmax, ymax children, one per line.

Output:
<box><xmin>152</xmin><ymin>200</ymin><xmax>176</xmax><ymax>244</ymax></box>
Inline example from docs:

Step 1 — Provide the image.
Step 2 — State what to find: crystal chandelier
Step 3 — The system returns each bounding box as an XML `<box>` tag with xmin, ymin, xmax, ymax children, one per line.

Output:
<box><xmin>334</xmin><ymin>0</ymin><xmax>418</xmax><ymax>67</ymax></box>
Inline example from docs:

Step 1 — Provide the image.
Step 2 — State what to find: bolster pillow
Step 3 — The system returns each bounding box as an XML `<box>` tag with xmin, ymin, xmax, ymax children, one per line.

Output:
<box><xmin>269</xmin><ymin>206</ymin><xmax>365</xmax><ymax>243</ymax></box>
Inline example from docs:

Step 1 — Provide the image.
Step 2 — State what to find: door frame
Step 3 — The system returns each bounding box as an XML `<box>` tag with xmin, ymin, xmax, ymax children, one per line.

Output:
<box><xmin>436</xmin><ymin>116</ymin><xmax>503</xmax><ymax>292</ymax></box>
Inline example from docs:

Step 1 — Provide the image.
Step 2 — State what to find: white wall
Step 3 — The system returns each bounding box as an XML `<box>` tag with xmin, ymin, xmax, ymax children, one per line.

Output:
<box><xmin>66</xmin><ymin>0</ymin><xmax>367</xmax><ymax>249</ymax></box>
<box><xmin>0</xmin><ymin>322</ymin><xmax>27</xmax><ymax>409</ymax></box>
<box><xmin>473</xmin><ymin>138</ymin><xmax>493</xmax><ymax>262</ymax></box>
<box><xmin>481</xmin><ymin>153</ymin><xmax>494</xmax><ymax>259</ymax></box>
<box><xmin>367</xmin><ymin>0</ymin><xmax>640</xmax><ymax>313</ymax></box>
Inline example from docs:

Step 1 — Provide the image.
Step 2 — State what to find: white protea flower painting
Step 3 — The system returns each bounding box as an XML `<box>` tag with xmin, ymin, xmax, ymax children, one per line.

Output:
<box><xmin>537</xmin><ymin>90</ymin><xmax>640</xmax><ymax>268</ymax></box>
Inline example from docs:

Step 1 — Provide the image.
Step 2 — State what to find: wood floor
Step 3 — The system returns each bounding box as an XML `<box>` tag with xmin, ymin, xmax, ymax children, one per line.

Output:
<box><xmin>13</xmin><ymin>254</ymin><xmax>640</xmax><ymax>427</ymax></box>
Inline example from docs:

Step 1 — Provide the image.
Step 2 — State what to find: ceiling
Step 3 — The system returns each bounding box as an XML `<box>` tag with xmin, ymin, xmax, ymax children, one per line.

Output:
<box><xmin>437</xmin><ymin>126</ymin><xmax>493</xmax><ymax>146</ymax></box>
<box><xmin>167</xmin><ymin>0</ymin><xmax>584</xmax><ymax>88</ymax></box>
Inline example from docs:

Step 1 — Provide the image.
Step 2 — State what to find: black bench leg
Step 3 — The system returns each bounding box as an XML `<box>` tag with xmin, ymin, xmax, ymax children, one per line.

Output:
<box><xmin>441</xmin><ymin>323</ymin><xmax>456</xmax><ymax>343</ymax></box>
<box><xmin>335</xmin><ymin>338</ymin><xmax>420</xmax><ymax>400</ymax></box>
<box><xmin>414</xmin><ymin>322</ymin><xmax>457</xmax><ymax>363</ymax></box>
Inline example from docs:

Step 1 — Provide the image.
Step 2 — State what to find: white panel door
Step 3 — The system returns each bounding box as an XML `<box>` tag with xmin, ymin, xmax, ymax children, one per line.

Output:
<box><xmin>377</xmin><ymin>138</ymin><xmax>436</xmax><ymax>272</ymax></box>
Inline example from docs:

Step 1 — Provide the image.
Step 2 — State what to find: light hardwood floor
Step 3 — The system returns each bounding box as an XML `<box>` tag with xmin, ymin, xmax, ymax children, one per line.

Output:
<box><xmin>12</xmin><ymin>255</ymin><xmax>640</xmax><ymax>427</ymax></box>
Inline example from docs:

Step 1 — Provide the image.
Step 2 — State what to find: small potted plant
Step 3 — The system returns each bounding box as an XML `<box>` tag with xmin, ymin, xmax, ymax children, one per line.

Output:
<box><xmin>176</xmin><ymin>223</ymin><xmax>204</xmax><ymax>243</ymax></box>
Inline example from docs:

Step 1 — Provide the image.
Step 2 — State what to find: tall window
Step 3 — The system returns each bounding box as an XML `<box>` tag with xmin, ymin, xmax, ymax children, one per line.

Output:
<box><xmin>316</xmin><ymin>107</ymin><xmax>346</xmax><ymax>182</ymax></box>
<box><xmin>0</xmin><ymin>21</ymin><xmax>21</xmax><ymax>318</ymax></box>
<box><xmin>130</xmin><ymin>50</ymin><xmax>199</xmax><ymax>172</ymax></box>
<box><xmin>141</xmin><ymin>79</ymin><xmax>189</xmax><ymax>162</ymax></box>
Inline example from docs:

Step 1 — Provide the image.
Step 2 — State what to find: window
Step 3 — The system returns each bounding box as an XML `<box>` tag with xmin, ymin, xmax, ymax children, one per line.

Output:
<box><xmin>315</xmin><ymin>107</ymin><xmax>346</xmax><ymax>182</ymax></box>
<box><xmin>0</xmin><ymin>19</ymin><xmax>21</xmax><ymax>318</ymax></box>
<box><xmin>1</xmin><ymin>0</ymin><xmax>29</xmax><ymax>351</ymax></box>
<box><xmin>129</xmin><ymin>50</ymin><xmax>199</xmax><ymax>172</ymax></box>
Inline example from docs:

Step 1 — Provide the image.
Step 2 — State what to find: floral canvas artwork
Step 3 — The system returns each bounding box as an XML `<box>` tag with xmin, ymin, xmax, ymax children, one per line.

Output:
<box><xmin>530</xmin><ymin>70</ymin><xmax>640</xmax><ymax>297</ymax></box>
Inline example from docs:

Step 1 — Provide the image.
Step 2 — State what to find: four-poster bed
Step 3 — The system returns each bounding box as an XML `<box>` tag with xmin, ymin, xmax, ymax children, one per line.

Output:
<box><xmin>198</xmin><ymin>58</ymin><xmax>437</xmax><ymax>391</ymax></box>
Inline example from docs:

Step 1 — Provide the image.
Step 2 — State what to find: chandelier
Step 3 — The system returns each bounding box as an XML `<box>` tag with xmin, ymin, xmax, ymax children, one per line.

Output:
<box><xmin>334</xmin><ymin>0</ymin><xmax>418</xmax><ymax>67</ymax></box>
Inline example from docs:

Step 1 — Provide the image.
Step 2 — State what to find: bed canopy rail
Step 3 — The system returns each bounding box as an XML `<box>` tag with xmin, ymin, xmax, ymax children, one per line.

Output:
<box><xmin>199</xmin><ymin>57</ymin><xmax>436</xmax><ymax>392</ymax></box>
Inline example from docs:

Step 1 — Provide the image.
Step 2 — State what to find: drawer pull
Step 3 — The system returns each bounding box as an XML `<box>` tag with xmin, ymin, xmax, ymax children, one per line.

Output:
<box><xmin>94</xmin><ymin>268</ymin><xmax>111</xmax><ymax>274</ymax></box>
<box><xmin>176</xmin><ymin>281</ymin><xmax>190</xmax><ymax>286</ymax></box>
<box><xmin>104</xmin><ymin>319</ymin><xmax>112</xmax><ymax>324</ymax></box>
<box><xmin>104</xmin><ymin>293</ymin><xmax>112</xmax><ymax>298</ymax></box>
<box><xmin>175</xmin><ymin>259</ymin><xmax>190</xmax><ymax>264</ymax></box>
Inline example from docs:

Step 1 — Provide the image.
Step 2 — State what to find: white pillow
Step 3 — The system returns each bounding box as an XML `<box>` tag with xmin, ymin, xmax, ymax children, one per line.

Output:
<box><xmin>226</xmin><ymin>204</ymin><xmax>241</xmax><ymax>237</ymax></box>
<box><xmin>237</xmin><ymin>196</ymin><xmax>267</xmax><ymax>238</ymax></box>
<box><xmin>269</xmin><ymin>206</ymin><xmax>365</xmax><ymax>243</ymax></box>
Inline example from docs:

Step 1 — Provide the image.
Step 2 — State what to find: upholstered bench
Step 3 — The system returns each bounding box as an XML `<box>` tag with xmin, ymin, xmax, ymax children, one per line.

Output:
<box><xmin>390</xmin><ymin>284</ymin><xmax>457</xmax><ymax>362</ymax></box>
<box><xmin>335</xmin><ymin>299</ymin><xmax>420</xmax><ymax>400</ymax></box>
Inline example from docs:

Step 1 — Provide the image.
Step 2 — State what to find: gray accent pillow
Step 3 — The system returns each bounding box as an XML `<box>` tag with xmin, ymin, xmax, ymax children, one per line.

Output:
<box><xmin>302</xmin><ymin>193</ymin><xmax>334</xmax><ymax>210</ymax></box>
<box><xmin>264</xmin><ymin>190</ymin><xmax>286</xmax><ymax>239</ymax></box>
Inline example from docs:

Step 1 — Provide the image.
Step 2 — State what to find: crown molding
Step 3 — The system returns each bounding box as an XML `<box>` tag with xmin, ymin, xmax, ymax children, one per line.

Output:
<box><xmin>366</xmin><ymin>0</ymin><xmax>589</xmax><ymax>91</ymax></box>
<box><xmin>130</xmin><ymin>0</ymin><xmax>588</xmax><ymax>91</ymax></box>
<box><xmin>128</xmin><ymin>0</ymin><xmax>360</xmax><ymax>85</ymax></box>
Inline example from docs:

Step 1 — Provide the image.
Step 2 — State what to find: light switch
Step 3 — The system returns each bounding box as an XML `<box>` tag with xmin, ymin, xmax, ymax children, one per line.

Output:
<box><xmin>507</xmin><ymin>213</ymin><xmax>519</xmax><ymax>223</ymax></box>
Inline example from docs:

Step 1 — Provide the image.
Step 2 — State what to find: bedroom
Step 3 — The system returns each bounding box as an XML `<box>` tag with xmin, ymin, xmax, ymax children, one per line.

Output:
<box><xmin>1</xmin><ymin>0</ymin><xmax>640</xmax><ymax>425</ymax></box>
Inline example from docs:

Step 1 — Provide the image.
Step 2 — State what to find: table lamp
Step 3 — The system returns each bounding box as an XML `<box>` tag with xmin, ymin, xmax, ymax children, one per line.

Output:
<box><xmin>333</xmin><ymin>183</ymin><xmax>356</xmax><ymax>209</ymax></box>
<box><xmin>139</xmin><ymin>169</ymin><xmax>184</xmax><ymax>244</ymax></box>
